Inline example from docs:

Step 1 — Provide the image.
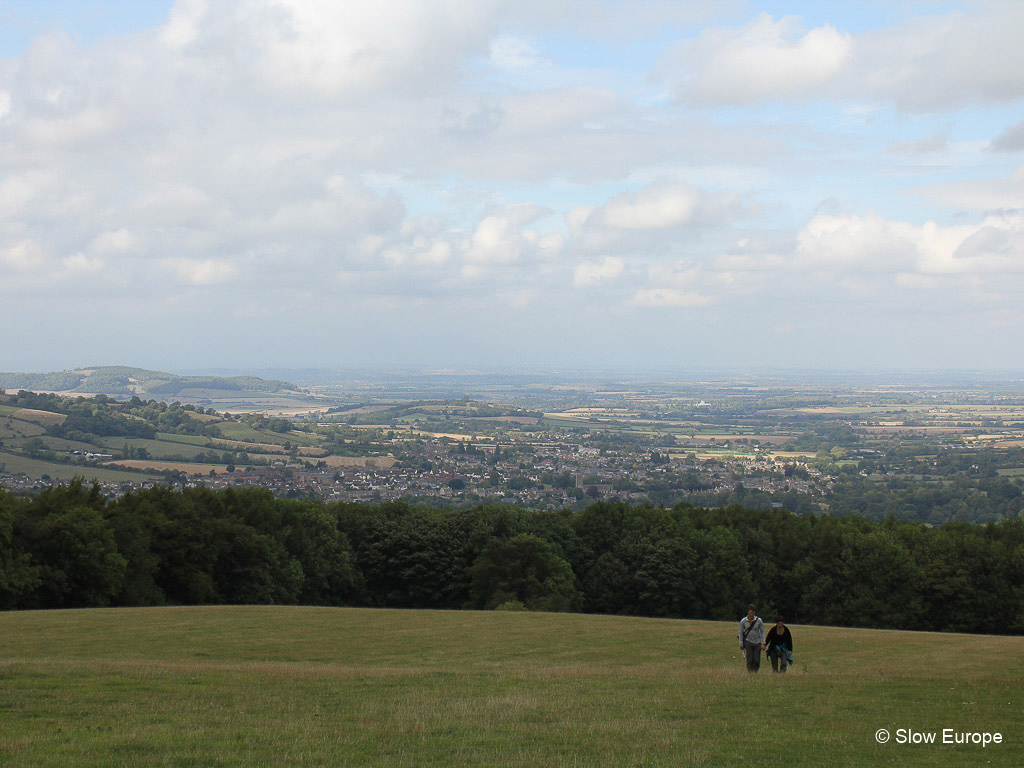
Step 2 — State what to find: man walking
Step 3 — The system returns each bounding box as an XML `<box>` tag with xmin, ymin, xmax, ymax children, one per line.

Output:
<box><xmin>738</xmin><ymin>604</ymin><xmax>766</xmax><ymax>673</ymax></box>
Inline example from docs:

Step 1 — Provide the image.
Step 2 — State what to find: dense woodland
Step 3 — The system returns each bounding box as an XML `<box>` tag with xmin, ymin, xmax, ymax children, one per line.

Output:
<box><xmin>2</xmin><ymin>480</ymin><xmax>1022</xmax><ymax>635</ymax></box>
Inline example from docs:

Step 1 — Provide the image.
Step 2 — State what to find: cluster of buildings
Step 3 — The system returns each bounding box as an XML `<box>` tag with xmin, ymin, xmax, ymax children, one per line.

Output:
<box><xmin>2</xmin><ymin>424</ymin><xmax>831</xmax><ymax>508</ymax></box>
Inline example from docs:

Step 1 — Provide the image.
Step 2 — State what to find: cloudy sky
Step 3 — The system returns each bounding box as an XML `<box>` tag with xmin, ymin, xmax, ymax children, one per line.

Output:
<box><xmin>2</xmin><ymin>0</ymin><xmax>1024</xmax><ymax>373</ymax></box>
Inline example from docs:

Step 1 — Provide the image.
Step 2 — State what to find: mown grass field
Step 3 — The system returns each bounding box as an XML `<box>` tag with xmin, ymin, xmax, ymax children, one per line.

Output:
<box><xmin>0</xmin><ymin>418</ymin><xmax>45</xmax><ymax>439</ymax></box>
<box><xmin>0</xmin><ymin>451</ymin><xmax>158</xmax><ymax>482</ymax></box>
<box><xmin>0</xmin><ymin>607</ymin><xmax>1020</xmax><ymax>767</ymax></box>
<box><xmin>93</xmin><ymin>437</ymin><xmax>216</xmax><ymax>460</ymax></box>
<box><xmin>216</xmin><ymin>422</ymin><xmax>321</xmax><ymax>447</ymax></box>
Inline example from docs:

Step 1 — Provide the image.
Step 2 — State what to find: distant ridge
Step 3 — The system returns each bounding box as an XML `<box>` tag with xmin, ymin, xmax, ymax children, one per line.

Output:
<box><xmin>0</xmin><ymin>366</ymin><xmax>300</xmax><ymax>397</ymax></box>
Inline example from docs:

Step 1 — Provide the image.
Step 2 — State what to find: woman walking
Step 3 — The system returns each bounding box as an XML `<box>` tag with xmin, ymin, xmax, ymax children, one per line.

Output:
<box><xmin>764</xmin><ymin>616</ymin><xmax>794</xmax><ymax>673</ymax></box>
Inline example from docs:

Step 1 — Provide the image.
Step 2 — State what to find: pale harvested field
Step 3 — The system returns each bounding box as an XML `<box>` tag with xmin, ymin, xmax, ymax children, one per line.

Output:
<box><xmin>860</xmin><ymin>426</ymin><xmax>973</xmax><ymax>434</ymax></box>
<box><xmin>463</xmin><ymin>416</ymin><xmax>540</xmax><ymax>424</ymax></box>
<box><xmin>410</xmin><ymin>430</ymin><xmax>480</xmax><ymax>441</ymax></box>
<box><xmin>104</xmin><ymin>459</ymin><xmax>229</xmax><ymax>474</ymax></box>
<box><xmin>210</xmin><ymin>438</ymin><xmax>287</xmax><ymax>454</ymax></box>
<box><xmin>319</xmin><ymin>455</ymin><xmax>397</xmax><ymax>468</ymax></box>
<box><xmin>675</xmin><ymin>433</ymin><xmax>792</xmax><ymax>445</ymax></box>
<box><xmin>11</xmin><ymin>408</ymin><xmax>66</xmax><ymax>426</ymax></box>
<box><xmin>209</xmin><ymin>439</ymin><xmax>327</xmax><ymax>457</ymax></box>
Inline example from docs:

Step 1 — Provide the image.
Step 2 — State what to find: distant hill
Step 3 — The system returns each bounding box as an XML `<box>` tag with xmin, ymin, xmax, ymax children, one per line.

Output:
<box><xmin>0</xmin><ymin>366</ymin><xmax>300</xmax><ymax>397</ymax></box>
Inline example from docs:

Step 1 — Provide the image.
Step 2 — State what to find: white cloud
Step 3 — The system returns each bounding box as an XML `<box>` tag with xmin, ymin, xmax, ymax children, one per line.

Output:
<box><xmin>62</xmin><ymin>252</ymin><xmax>105</xmax><ymax>273</ymax></box>
<box><xmin>660</xmin><ymin>14</ymin><xmax>852</xmax><ymax>105</ymax></box>
<box><xmin>796</xmin><ymin>210</ymin><xmax>1024</xmax><ymax>276</ymax></box>
<box><xmin>599</xmin><ymin>184</ymin><xmax>704</xmax><ymax>229</ymax></box>
<box><xmin>4</xmin><ymin>0</ymin><xmax>1024</xmax><ymax>370</ymax></box>
<box><xmin>0</xmin><ymin>239</ymin><xmax>45</xmax><ymax>271</ymax></box>
<box><xmin>658</xmin><ymin>6</ymin><xmax>1024</xmax><ymax>111</ymax></box>
<box><xmin>464</xmin><ymin>204</ymin><xmax>552</xmax><ymax>265</ymax></box>
<box><xmin>88</xmin><ymin>229</ymin><xmax>135</xmax><ymax>255</ymax></box>
<box><xmin>566</xmin><ymin>182</ymin><xmax>744</xmax><ymax>258</ymax></box>
<box><xmin>851</xmin><ymin>8</ymin><xmax>1024</xmax><ymax>112</ymax></box>
<box><xmin>166</xmin><ymin>258</ymin><xmax>238</xmax><ymax>285</ymax></box>
<box><xmin>573</xmin><ymin>256</ymin><xmax>624</xmax><ymax>287</ymax></box>
<box><xmin>160</xmin><ymin>0</ymin><xmax>501</xmax><ymax>97</ymax></box>
<box><xmin>630</xmin><ymin>287</ymin><xmax>713</xmax><ymax>307</ymax></box>
<box><xmin>571</xmin><ymin>181</ymin><xmax>741</xmax><ymax>235</ymax></box>
<box><xmin>990</xmin><ymin>121</ymin><xmax>1024</xmax><ymax>152</ymax></box>
<box><xmin>919</xmin><ymin>163</ymin><xmax>1024</xmax><ymax>212</ymax></box>
<box><xmin>415</xmin><ymin>241</ymin><xmax>453</xmax><ymax>267</ymax></box>
<box><xmin>489</xmin><ymin>35</ymin><xmax>545</xmax><ymax>72</ymax></box>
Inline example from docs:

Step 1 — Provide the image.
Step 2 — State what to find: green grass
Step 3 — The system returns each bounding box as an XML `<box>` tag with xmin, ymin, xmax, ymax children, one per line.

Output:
<box><xmin>216</xmin><ymin>422</ymin><xmax>320</xmax><ymax>447</ymax></box>
<box><xmin>216</xmin><ymin>422</ymin><xmax>285</xmax><ymax>443</ymax></box>
<box><xmin>0</xmin><ymin>607</ymin><xmax>1020</xmax><ymax>767</ymax></box>
<box><xmin>156</xmin><ymin>432</ymin><xmax>210</xmax><ymax>446</ymax></box>
<box><xmin>0</xmin><ymin>451</ymin><xmax>158</xmax><ymax>482</ymax></box>
<box><xmin>5</xmin><ymin>435</ymin><xmax>99</xmax><ymax>453</ymax></box>
<box><xmin>93</xmin><ymin>437</ymin><xmax>216</xmax><ymax>460</ymax></box>
<box><xmin>0</xmin><ymin>418</ymin><xmax>45</xmax><ymax>439</ymax></box>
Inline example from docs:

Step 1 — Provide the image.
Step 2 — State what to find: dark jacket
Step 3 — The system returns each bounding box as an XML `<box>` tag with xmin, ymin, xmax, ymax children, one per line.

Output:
<box><xmin>764</xmin><ymin>625</ymin><xmax>793</xmax><ymax>652</ymax></box>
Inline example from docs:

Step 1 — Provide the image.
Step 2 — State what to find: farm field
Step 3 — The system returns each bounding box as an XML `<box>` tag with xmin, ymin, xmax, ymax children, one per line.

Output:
<box><xmin>155</xmin><ymin>432</ymin><xmax>210</xmax><ymax>446</ymax></box>
<box><xmin>216</xmin><ymin>421</ymin><xmax>322</xmax><ymax>447</ymax></box>
<box><xmin>3</xmin><ymin>436</ymin><xmax>103</xmax><ymax>456</ymax></box>
<box><xmin>6</xmin><ymin>408</ymin><xmax>66</xmax><ymax>426</ymax></box>
<box><xmin>0</xmin><ymin>451</ymin><xmax>158</xmax><ymax>482</ymax></box>
<box><xmin>0</xmin><ymin>417</ymin><xmax>45</xmax><ymax>439</ymax></box>
<box><xmin>0</xmin><ymin>606</ymin><xmax>1019</xmax><ymax>767</ymax></box>
<box><xmin>104</xmin><ymin>459</ymin><xmax>229</xmax><ymax>474</ymax></box>
<box><xmin>93</xmin><ymin>436</ymin><xmax>216</xmax><ymax>460</ymax></box>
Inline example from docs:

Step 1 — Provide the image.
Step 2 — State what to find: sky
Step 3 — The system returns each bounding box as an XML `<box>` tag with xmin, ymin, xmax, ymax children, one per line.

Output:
<box><xmin>2</xmin><ymin>0</ymin><xmax>1024</xmax><ymax>373</ymax></box>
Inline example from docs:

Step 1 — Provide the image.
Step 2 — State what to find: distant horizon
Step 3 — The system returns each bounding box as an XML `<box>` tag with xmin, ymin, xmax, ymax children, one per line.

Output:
<box><xmin>5</xmin><ymin>362</ymin><xmax>1024</xmax><ymax>383</ymax></box>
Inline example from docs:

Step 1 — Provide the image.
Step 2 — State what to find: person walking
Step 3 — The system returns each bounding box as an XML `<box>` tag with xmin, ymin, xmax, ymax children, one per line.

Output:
<box><xmin>738</xmin><ymin>604</ymin><xmax>766</xmax><ymax>673</ymax></box>
<box><xmin>764</xmin><ymin>616</ymin><xmax>794</xmax><ymax>673</ymax></box>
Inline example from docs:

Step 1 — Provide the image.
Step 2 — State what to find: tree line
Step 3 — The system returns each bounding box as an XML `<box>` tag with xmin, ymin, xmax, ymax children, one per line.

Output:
<box><xmin>1</xmin><ymin>480</ymin><xmax>1022</xmax><ymax>634</ymax></box>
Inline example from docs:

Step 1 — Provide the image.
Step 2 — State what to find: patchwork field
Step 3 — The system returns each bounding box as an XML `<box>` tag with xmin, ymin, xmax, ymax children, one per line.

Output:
<box><xmin>9</xmin><ymin>408</ymin><xmax>66</xmax><ymax>426</ymax></box>
<box><xmin>104</xmin><ymin>459</ymin><xmax>229</xmax><ymax>475</ymax></box>
<box><xmin>0</xmin><ymin>418</ymin><xmax>45</xmax><ymax>439</ymax></box>
<box><xmin>319</xmin><ymin>454</ymin><xmax>397</xmax><ymax>468</ymax></box>
<box><xmin>94</xmin><ymin>437</ymin><xmax>216</xmax><ymax>460</ymax></box>
<box><xmin>0</xmin><ymin>451</ymin><xmax>158</xmax><ymax>482</ymax></box>
<box><xmin>0</xmin><ymin>607</ymin><xmax>1019</xmax><ymax>767</ymax></box>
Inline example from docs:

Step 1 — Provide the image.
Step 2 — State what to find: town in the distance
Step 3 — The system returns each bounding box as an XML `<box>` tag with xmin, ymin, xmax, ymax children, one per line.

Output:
<box><xmin>2</xmin><ymin>366</ymin><xmax>1022</xmax><ymax>525</ymax></box>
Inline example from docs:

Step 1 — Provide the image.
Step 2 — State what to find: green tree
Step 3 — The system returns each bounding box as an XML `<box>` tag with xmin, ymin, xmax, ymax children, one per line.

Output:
<box><xmin>17</xmin><ymin>505</ymin><xmax>126</xmax><ymax>608</ymax></box>
<box><xmin>468</xmin><ymin>534</ymin><xmax>581</xmax><ymax>612</ymax></box>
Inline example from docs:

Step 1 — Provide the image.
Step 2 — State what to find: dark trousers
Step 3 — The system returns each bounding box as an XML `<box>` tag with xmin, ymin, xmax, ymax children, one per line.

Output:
<box><xmin>744</xmin><ymin>641</ymin><xmax>761</xmax><ymax>672</ymax></box>
<box><xmin>768</xmin><ymin>647</ymin><xmax>788</xmax><ymax>673</ymax></box>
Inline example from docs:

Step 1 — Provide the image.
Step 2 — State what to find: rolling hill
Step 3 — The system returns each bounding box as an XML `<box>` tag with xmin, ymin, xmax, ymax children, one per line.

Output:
<box><xmin>0</xmin><ymin>366</ymin><xmax>300</xmax><ymax>397</ymax></box>
<box><xmin>0</xmin><ymin>606</ymin><xmax>1019</xmax><ymax>767</ymax></box>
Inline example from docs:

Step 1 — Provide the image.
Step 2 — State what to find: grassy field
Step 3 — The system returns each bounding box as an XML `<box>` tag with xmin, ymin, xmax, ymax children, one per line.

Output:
<box><xmin>156</xmin><ymin>433</ymin><xmax>211</xmax><ymax>446</ymax></box>
<box><xmin>94</xmin><ymin>436</ymin><xmax>216</xmax><ymax>460</ymax></box>
<box><xmin>0</xmin><ymin>451</ymin><xmax>158</xmax><ymax>482</ymax></box>
<box><xmin>0</xmin><ymin>607</ymin><xmax>1020</xmax><ymax>767</ymax></box>
<box><xmin>4</xmin><ymin>435</ymin><xmax>99</xmax><ymax>454</ymax></box>
<box><xmin>0</xmin><ymin>418</ymin><xmax>45</xmax><ymax>439</ymax></box>
<box><xmin>8</xmin><ymin>407</ymin><xmax>66</xmax><ymax>426</ymax></box>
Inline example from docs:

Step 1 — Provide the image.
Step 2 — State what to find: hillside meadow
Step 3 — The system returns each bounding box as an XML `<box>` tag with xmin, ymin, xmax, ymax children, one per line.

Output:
<box><xmin>0</xmin><ymin>606</ymin><xmax>1020</xmax><ymax>767</ymax></box>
